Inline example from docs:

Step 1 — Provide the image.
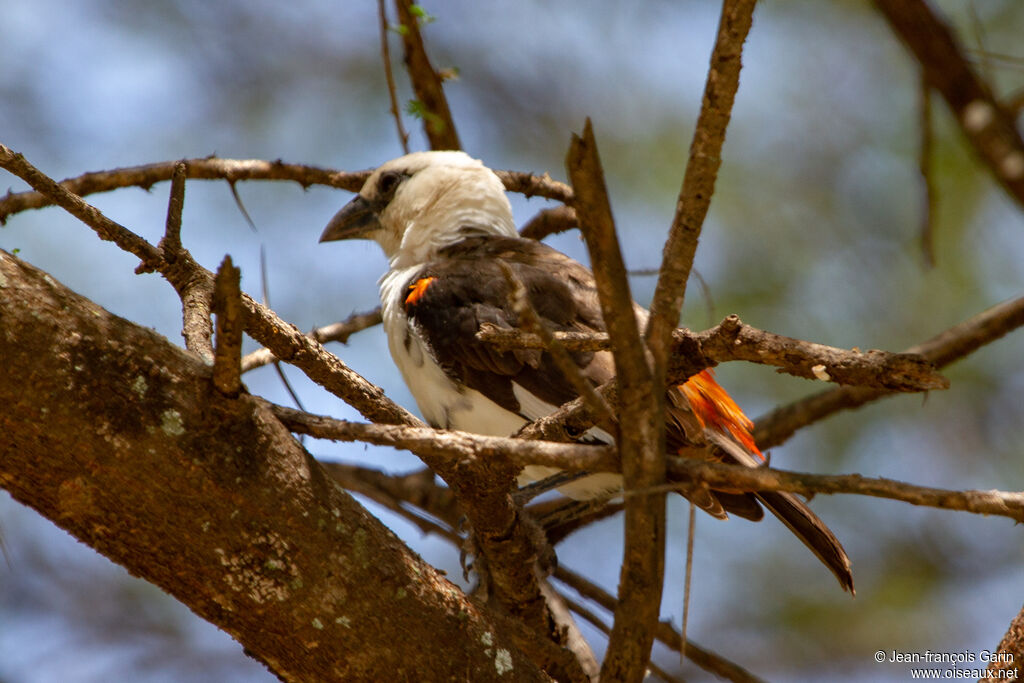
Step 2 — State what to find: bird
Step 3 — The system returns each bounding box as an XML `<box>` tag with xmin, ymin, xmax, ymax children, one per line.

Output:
<box><xmin>319</xmin><ymin>150</ymin><xmax>853</xmax><ymax>593</ymax></box>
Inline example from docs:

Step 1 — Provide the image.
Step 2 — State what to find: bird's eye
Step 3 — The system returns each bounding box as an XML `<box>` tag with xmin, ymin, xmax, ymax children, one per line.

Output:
<box><xmin>378</xmin><ymin>171</ymin><xmax>403</xmax><ymax>196</ymax></box>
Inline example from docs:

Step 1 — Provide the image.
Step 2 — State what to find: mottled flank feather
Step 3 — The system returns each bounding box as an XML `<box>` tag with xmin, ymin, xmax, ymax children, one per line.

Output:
<box><xmin>681</xmin><ymin>369</ymin><xmax>763</xmax><ymax>459</ymax></box>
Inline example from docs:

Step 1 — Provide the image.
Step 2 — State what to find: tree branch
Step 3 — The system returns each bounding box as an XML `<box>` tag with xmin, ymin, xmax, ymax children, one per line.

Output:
<box><xmin>241</xmin><ymin>308</ymin><xmax>383</xmax><ymax>373</ymax></box>
<box><xmin>567</xmin><ymin>119</ymin><xmax>665</xmax><ymax>683</ymax></box>
<box><xmin>645</xmin><ymin>0</ymin><xmax>756</xmax><ymax>381</ymax></box>
<box><xmin>984</xmin><ymin>602</ymin><xmax>1024</xmax><ymax>681</ymax></box>
<box><xmin>0</xmin><ymin>144</ymin><xmax>572</xmax><ymax>670</ymax></box>
<box><xmin>272</xmin><ymin>404</ymin><xmax>618</xmax><ymax>472</ymax></box>
<box><xmin>0</xmin><ymin>251</ymin><xmax>547</xmax><ymax>681</ymax></box>
<box><xmin>874</xmin><ymin>0</ymin><xmax>1024</xmax><ymax>210</ymax></box>
<box><xmin>394</xmin><ymin>0</ymin><xmax>461</xmax><ymax>150</ymax></box>
<box><xmin>755</xmin><ymin>295</ymin><xmax>1024</xmax><ymax>449</ymax></box>
<box><xmin>479</xmin><ymin>314</ymin><xmax>949</xmax><ymax>392</ymax></box>
<box><xmin>666</xmin><ymin>459</ymin><xmax>1024</xmax><ymax>522</ymax></box>
<box><xmin>377</xmin><ymin>0</ymin><xmax>410</xmax><ymax>154</ymax></box>
<box><xmin>0</xmin><ymin>156</ymin><xmax>369</xmax><ymax>223</ymax></box>
<box><xmin>276</xmin><ymin>405</ymin><xmax>1024</xmax><ymax>523</ymax></box>
<box><xmin>519</xmin><ymin>205</ymin><xmax>578</xmax><ymax>241</ymax></box>
<box><xmin>494</xmin><ymin>169</ymin><xmax>575</xmax><ymax>204</ymax></box>
<box><xmin>0</xmin><ymin>157</ymin><xmax>576</xmax><ymax>223</ymax></box>
<box><xmin>211</xmin><ymin>255</ymin><xmax>244</xmax><ymax>397</ymax></box>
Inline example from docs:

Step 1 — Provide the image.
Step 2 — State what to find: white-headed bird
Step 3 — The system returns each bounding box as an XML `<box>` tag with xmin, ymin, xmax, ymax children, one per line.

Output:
<box><xmin>320</xmin><ymin>151</ymin><xmax>853</xmax><ymax>593</ymax></box>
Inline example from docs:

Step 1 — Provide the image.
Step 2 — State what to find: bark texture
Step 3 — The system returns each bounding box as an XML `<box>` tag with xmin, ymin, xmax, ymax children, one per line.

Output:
<box><xmin>0</xmin><ymin>250</ymin><xmax>543</xmax><ymax>682</ymax></box>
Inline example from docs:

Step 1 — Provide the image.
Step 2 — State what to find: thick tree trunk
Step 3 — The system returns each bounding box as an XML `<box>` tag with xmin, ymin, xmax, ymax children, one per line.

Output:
<box><xmin>0</xmin><ymin>250</ymin><xmax>544</xmax><ymax>681</ymax></box>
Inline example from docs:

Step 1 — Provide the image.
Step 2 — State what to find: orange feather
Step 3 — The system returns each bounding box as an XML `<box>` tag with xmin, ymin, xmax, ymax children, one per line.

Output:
<box><xmin>680</xmin><ymin>369</ymin><xmax>763</xmax><ymax>458</ymax></box>
<box><xmin>404</xmin><ymin>277</ymin><xmax>436</xmax><ymax>307</ymax></box>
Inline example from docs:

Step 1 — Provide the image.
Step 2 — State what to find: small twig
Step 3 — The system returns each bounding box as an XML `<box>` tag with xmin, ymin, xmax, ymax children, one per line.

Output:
<box><xmin>918</xmin><ymin>74</ymin><xmax>937</xmax><ymax>267</ymax></box>
<box><xmin>645</xmin><ymin>0</ymin><xmax>757</xmax><ymax>384</ymax></box>
<box><xmin>162</xmin><ymin>161</ymin><xmax>187</xmax><ymax>258</ymax></box>
<box><xmin>755</xmin><ymin>294</ymin><xmax>1024</xmax><ymax>449</ymax></box>
<box><xmin>153</xmin><ymin>161</ymin><xmax>215</xmax><ymax>361</ymax></box>
<box><xmin>518</xmin><ymin>205</ymin><xmax>578</xmax><ymax>241</ymax></box>
<box><xmin>693</xmin><ymin>315</ymin><xmax>948</xmax><ymax>391</ymax></box>
<box><xmin>680</xmin><ymin>502</ymin><xmax>696</xmax><ymax>671</ymax></box>
<box><xmin>242</xmin><ymin>308</ymin><xmax>383</xmax><ymax>373</ymax></box>
<box><xmin>212</xmin><ymin>256</ymin><xmax>244</xmax><ymax>397</ymax></box>
<box><xmin>394</xmin><ymin>0</ymin><xmax>461</xmax><ymax>150</ymax></box>
<box><xmin>378</xmin><ymin>0</ymin><xmax>410</xmax><ymax>154</ymax></box>
<box><xmin>494</xmin><ymin>170</ymin><xmax>574</xmax><ymax>204</ymax></box>
<box><xmin>479</xmin><ymin>323</ymin><xmax>609</xmax><ymax>353</ymax></box>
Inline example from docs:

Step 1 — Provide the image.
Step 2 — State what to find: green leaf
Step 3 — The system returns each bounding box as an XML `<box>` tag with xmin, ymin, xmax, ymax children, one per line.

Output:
<box><xmin>409</xmin><ymin>4</ymin><xmax>436</xmax><ymax>24</ymax></box>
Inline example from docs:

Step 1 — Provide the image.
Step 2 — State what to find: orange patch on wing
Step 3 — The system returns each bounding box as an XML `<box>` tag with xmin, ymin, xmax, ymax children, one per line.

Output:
<box><xmin>405</xmin><ymin>277</ymin><xmax>436</xmax><ymax>307</ymax></box>
<box><xmin>680</xmin><ymin>369</ymin><xmax>763</xmax><ymax>458</ymax></box>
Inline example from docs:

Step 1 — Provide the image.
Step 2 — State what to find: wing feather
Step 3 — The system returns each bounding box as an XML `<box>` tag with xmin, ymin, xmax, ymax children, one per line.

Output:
<box><xmin>404</xmin><ymin>235</ymin><xmax>853</xmax><ymax>591</ymax></box>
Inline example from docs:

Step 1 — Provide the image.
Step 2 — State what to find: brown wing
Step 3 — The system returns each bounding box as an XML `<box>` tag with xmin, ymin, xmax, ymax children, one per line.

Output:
<box><xmin>407</xmin><ymin>235</ymin><xmax>853</xmax><ymax>591</ymax></box>
<box><xmin>404</xmin><ymin>235</ymin><xmax>614</xmax><ymax>416</ymax></box>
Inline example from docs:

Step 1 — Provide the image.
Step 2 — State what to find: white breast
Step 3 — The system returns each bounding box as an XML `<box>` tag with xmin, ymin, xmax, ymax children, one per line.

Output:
<box><xmin>379</xmin><ymin>266</ymin><xmax>622</xmax><ymax>500</ymax></box>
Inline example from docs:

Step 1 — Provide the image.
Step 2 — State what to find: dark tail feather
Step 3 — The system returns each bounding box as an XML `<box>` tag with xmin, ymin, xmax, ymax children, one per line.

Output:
<box><xmin>757</xmin><ymin>490</ymin><xmax>855</xmax><ymax>594</ymax></box>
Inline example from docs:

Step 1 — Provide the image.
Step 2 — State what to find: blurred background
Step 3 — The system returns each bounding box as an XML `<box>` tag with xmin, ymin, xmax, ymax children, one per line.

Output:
<box><xmin>2</xmin><ymin>0</ymin><xmax>1023</xmax><ymax>680</ymax></box>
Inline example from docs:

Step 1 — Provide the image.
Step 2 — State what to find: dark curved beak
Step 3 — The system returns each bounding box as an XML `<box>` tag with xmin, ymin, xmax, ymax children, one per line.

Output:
<box><xmin>319</xmin><ymin>195</ymin><xmax>381</xmax><ymax>243</ymax></box>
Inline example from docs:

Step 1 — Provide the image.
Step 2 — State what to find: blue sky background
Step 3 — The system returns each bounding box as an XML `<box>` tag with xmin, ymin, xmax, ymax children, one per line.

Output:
<box><xmin>2</xmin><ymin>1</ymin><xmax>1023</xmax><ymax>680</ymax></box>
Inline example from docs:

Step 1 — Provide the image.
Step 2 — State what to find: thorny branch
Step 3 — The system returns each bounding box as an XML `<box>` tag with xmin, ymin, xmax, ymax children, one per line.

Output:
<box><xmin>3</xmin><ymin>0</ymin><xmax>1023</xmax><ymax>678</ymax></box>
<box><xmin>0</xmin><ymin>157</ymin><xmax>369</xmax><ymax>222</ymax></box>
<box><xmin>0</xmin><ymin>157</ymin><xmax>573</xmax><ymax>223</ymax></box>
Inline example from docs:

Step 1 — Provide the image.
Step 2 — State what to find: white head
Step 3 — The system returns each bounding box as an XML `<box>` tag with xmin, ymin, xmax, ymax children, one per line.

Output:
<box><xmin>319</xmin><ymin>151</ymin><xmax>517</xmax><ymax>268</ymax></box>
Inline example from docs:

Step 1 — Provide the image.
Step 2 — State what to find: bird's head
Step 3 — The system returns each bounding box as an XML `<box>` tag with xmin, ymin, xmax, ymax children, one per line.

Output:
<box><xmin>319</xmin><ymin>151</ymin><xmax>517</xmax><ymax>267</ymax></box>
